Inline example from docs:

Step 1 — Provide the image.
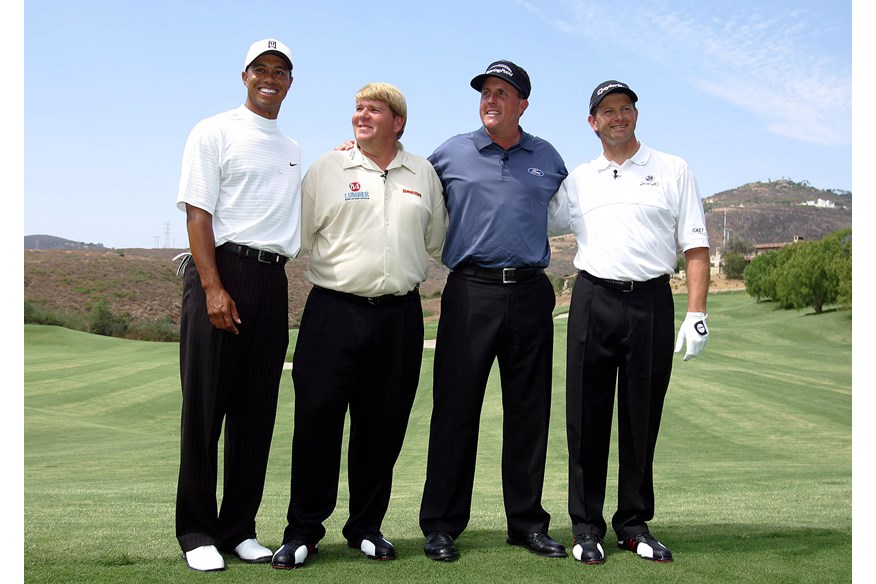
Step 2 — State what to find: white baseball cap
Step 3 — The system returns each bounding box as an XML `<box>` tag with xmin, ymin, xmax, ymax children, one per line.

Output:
<box><xmin>244</xmin><ymin>38</ymin><xmax>293</xmax><ymax>71</ymax></box>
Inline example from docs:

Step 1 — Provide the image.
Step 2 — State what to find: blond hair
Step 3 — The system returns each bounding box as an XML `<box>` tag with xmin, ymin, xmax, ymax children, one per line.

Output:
<box><xmin>356</xmin><ymin>82</ymin><xmax>408</xmax><ymax>138</ymax></box>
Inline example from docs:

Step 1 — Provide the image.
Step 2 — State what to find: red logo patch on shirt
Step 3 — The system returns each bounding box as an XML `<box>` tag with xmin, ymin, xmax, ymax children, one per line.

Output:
<box><xmin>403</xmin><ymin>189</ymin><xmax>422</xmax><ymax>198</ymax></box>
<box><xmin>350</xmin><ymin>182</ymin><xmax>361</xmax><ymax>192</ymax></box>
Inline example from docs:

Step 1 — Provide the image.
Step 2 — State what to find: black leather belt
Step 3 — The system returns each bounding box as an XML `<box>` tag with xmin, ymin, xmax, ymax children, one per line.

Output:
<box><xmin>578</xmin><ymin>269</ymin><xmax>669</xmax><ymax>292</ymax></box>
<box><xmin>314</xmin><ymin>285</ymin><xmax>419</xmax><ymax>306</ymax></box>
<box><xmin>453</xmin><ymin>264</ymin><xmax>545</xmax><ymax>284</ymax></box>
<box><xmin>218</xmin><ymin>242</ymin><xmax>288</xmax><ymax>265</ymax></box>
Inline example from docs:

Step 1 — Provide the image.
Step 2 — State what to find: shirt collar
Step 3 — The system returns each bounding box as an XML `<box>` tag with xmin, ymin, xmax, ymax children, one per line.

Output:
<box><xmin>237</xmin><ymin>104</ymin><xmax>278</xmax><ymax>130</ymax></box>
<box><xmin>343</xmin><ymin>141</ymin><xmax>415</xmax><ymax>172</ymax></box>
<box><xmin>594</xmin><ymin>142</ymin><xmax>651</xmax><ymax>170</ymax></box>
<box><xmin>473</xmin><ymin>126</ymin><xmax>534</xmax><ymax>153</ymax></box>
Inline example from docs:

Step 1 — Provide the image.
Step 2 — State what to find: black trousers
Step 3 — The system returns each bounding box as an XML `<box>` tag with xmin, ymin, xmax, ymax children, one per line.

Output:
<box><xmin>419</xmin><ymin>271</ymin><xmax>556</xmax><ymax>540</ymax></box>
<box><xmin>282</xmin><ymin>286</ymin><xmax>424</xmax><ymax>545</ymax></box>
<box><xmin>565</xmin><ymin>274</ymin><xmax>674</xmax><ymax>540</ymax></box>
<box><xmin>175</xmin><ymin>251</ymin><xmax>289</xmax><ymax>553</ymax></box>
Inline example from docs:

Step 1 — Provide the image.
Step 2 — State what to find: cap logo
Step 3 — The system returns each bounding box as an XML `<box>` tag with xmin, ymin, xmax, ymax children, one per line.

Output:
<box><xmin>267</xmin><ymin>40</ymin><xmax>277</xmax><ymax>49</ymax></box>
<box><xmin>597</xmin><ymin>83</ymin><xmax>627</xmax><ymax>96</ymax></box>
<box><xmin>487</xmin><ymin>64</ymin><xmax>513</xmax><ymax>77</ymax></box>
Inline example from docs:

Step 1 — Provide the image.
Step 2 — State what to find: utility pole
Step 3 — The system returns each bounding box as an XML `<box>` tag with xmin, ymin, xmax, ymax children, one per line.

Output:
<box><xmin>718</xmin><ymin>210</ymin><xmax>732</xmax><ymax>276</ymax></box>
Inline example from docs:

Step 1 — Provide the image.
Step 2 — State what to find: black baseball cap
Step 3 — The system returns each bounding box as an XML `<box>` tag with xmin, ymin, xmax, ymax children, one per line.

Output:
<box><xmin>470</xmin><ymin>60</ymin><xmax>531</xmax><ymax>99</ymax></box>
<box><xmin>589</xmin><ymin>80</ymin><xmax>638</xmax><ymax>114</ymax></box>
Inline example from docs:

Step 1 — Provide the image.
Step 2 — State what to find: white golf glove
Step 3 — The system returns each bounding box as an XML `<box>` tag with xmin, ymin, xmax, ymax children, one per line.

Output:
<box><xmin>674</xmin><ymin>312</ymin><xmax>709</xmax><ymax>361</ymax></box>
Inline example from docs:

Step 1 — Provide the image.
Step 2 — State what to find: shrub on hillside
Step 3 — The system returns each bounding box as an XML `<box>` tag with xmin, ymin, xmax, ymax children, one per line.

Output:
<box><xmin>25</xmin><ymin>299</ymin><xmax>180</xmax><ymax>342</ymax></box>
<box><xmin>127</xmin><ymin>316</ymin><xmax>180</xmax><ymax>342</ymax></box>
<box><xmin>89</xmin><ymin>300</ymin><xmax>129</xmax><ymax>338</ymax></box>
<box><xmin>24</xmin><ymin>300</ymin><xmax>88</xmax><ymax>331</ymax></box>
<box><xmin>722</xmin><ymin>252</ymin><xmax>747</xmax><ymax>280</ymax></box>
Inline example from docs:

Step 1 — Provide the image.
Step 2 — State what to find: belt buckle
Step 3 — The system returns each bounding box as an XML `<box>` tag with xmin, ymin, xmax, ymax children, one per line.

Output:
<box><xmin>623</xmin><ymin>281</ymin><xmax>634</xmax><ymax>292</ymax></box>
<box><xmin>256</xmin><ymin>249</ymin><xmax>275</xmax><ymax>264</ymax></box>
<box><xmin>367</xmin><ymin>297</ymin><xmax>381</xmax><ymax>305</ymax></box>
<box><xmin>502</xmin><ymin>267</ymin><xmax>517</xmax><ymax>284</ymax></box>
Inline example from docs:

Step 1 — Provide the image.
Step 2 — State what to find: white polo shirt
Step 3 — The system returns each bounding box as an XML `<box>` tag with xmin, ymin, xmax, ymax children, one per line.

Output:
<box><xmin>300</xmin><ymin>143</ymin><xmax>448</xmax><ymax>297</ymax></box>
<box><xmin>561</xmin><ymin>143</ymin><xmax>709</xmax><ymax>281</ymax></box>
<box><xmin>177</xmin><ymin>105</ymin><xmax>302</xmax><ymax>258</ymax></box>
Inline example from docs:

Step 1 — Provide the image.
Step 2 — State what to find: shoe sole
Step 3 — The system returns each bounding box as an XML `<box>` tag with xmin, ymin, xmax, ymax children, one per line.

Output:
<box><xmin>184</xmin><ymin>563</ymin><xmax>225</xmax><ymax>572</ymax></box>
<box><xmin>238</xmin><ymin>555</ymin><xmax>272</xmax><ymax>564</ymax></box>
<box><xmin>271</xmin><ymin>563</ymin><xmax>302</xmax><ymax>570</ymax></box>
<box><xmin>506</xmin><ymin>538</ymin><xmax>568</xmax><ymax>558</ymax></box>
<box><xmin>425</xmin><ymin>549</ymin><xmax>458</xmax><ymax>561</ymax></box>
<box><xmin>575</xmin><ymin>557</ymin><xmax>605</xmax><ymax>564</ymax></box>
<box><xmin>186</xmin><ymin>565</ymin><xmax>225</xmax><ymax>572</ymax></box>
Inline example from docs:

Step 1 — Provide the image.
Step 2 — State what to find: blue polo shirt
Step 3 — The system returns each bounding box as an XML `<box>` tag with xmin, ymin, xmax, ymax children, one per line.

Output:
<box><xmin>429</xmin><ymin>126</ymin><xmax>567</xmax><ymax>270</ymax></box>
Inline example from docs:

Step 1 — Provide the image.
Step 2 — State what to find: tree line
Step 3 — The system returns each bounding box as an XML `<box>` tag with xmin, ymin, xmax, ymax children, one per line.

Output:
<box><xmin>741</xmin><ymin>228</ymin><xmax>852</xmax><ymax>314</ymax></box>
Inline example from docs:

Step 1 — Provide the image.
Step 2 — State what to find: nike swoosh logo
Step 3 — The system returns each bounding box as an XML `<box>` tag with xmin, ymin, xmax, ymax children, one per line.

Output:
<box><xmin>289</xmin><ymin>163</ymin><xmax>298</xmax><ymax>167</ymax></box>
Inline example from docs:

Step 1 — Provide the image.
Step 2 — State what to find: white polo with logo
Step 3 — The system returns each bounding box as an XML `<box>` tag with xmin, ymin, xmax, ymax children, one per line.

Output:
<box><xmin>562</xmin><ymin>143</ymin><xmax>709</xmax><ymax>281</ymax></box>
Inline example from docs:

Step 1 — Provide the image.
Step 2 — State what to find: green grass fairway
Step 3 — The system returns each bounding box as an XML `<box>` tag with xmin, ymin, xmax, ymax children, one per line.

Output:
<box><xmin>24</xmin><ymin>291</ymin><xmax>851</xmax><ymax>583</ymax></box>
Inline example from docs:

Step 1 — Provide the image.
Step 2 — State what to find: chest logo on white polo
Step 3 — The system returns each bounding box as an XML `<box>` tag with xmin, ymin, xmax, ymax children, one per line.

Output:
<box><xmin>640</xmin><ymin>175</ymin><xmax>660</xmax><ymax>187</ymax></box>
<box><xmin>528</xmin><ymin>168</ymin><xmax>545</xmax><ymax>176</ymax></box>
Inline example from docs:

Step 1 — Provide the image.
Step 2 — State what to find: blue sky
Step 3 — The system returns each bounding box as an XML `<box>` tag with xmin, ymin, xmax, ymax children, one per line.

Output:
<box><xmin>19</xmin><ymin>0</ymin><xmax>855</xmax><ymax>250</ymax></box>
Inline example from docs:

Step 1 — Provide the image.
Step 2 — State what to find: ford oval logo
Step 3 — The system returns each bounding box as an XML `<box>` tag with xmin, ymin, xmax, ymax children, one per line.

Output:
<box><xmin>528</xmin><ymin>168</ymin><xmax>545</xmax><ymax>176</ymax></box>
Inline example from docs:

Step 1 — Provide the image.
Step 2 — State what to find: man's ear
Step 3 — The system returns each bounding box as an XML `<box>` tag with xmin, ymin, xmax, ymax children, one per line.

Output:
<box><xmin>518</xmin><ymin>98</ymin><xmax>529</xmax><ymax>117</ymax></box>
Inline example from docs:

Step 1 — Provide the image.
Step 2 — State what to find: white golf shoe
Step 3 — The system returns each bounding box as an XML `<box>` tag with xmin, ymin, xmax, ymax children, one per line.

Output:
<box><xmin>184</xmin><ymin>545</ymin><xmax>225</xmax><ymax>572</ymax></box>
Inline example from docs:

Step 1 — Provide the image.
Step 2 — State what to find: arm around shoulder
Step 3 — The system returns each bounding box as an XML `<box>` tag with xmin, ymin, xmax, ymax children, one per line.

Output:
<box><xmin>424</xmin><ymin>165</ymin><xmax>448</xmax><ymax>262</ymax></box>
<box><xmin>548</xmin><ymin>180</ymin><xmax>573</xmax><ymax>237</ymax></box>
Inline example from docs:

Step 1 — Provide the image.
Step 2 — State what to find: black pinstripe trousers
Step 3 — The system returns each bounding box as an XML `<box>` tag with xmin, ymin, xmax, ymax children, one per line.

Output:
<box><xmin>175</xmin><ymin>250</ymin><xmax>289</xmax><ymax>553</ymax></box>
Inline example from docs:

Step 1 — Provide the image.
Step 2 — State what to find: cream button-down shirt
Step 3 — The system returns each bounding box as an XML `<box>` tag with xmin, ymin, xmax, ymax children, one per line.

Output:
<box><xmin>299</xmin><ymin>142</ymin><xmax>447</xmax><ymax>297</ymax></box>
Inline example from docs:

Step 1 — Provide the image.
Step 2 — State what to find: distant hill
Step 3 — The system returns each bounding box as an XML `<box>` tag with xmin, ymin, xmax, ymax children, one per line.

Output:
<box><xmin>24</xmin><ymin>234</ymin><xmax>108</xmax><ymax>251</ymax></box>
<box><xmin>703</xmin><ymin>179</ymin><xmax>851</xmax><ymax>248</ymax></box>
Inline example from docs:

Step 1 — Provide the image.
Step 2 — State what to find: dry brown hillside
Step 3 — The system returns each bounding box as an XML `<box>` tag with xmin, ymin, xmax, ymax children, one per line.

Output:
<box><xmin>23</xmin><ymin>239</ymin><xmax>740</xmax><ymax>337</ymax></box>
